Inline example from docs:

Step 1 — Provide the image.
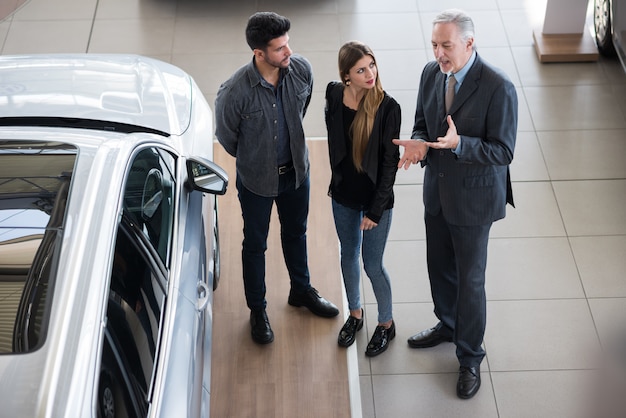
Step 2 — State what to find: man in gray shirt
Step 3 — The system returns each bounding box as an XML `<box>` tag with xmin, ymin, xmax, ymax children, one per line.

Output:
<box><xmin>215</xmin><ymin>11</ymin><xmax>339</xmax><ymax>345</ymax></box>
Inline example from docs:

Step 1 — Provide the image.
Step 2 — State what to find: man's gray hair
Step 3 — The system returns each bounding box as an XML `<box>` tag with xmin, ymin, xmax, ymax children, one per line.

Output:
<box><xmin>433</xmin><ymin>9</ymin><xmax>475</xmax><ymax>47</ymax></box>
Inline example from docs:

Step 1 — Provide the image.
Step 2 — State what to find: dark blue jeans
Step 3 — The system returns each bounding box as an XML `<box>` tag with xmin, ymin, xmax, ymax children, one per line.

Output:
<box><xmin>236</xmin><ymin>171</ymin><xmax>311</xmax><ymax>311</ymax></box>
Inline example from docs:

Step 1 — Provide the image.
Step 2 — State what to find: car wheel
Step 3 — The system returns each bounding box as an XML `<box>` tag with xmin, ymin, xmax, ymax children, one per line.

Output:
<box><xmin>98</xmin><ymin>371</ymin><xmax>116</xmax><ymax>418</ymax></box>
<box><xmin>212</xmin><ymin>196</ymin><xmax>221</xmax><ymax>291</ymax></box>
<box><xmin>595</xmin><ymin>0</ymin><xmax>617</xmax><ymax>56</ymax></box>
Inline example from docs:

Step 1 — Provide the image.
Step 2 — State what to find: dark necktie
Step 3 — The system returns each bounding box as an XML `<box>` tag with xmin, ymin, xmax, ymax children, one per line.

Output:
<box><xmin>445</xmin><ymin>74</ymin><xmax>456</xmax><ymax>113</ymax></box>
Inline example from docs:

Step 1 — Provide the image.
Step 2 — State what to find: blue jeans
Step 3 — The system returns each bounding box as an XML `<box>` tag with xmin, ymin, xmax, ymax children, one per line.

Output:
<box><xmin>331</xmin><ymin>199</ymin><xmax>393</xmax><ymax>324</ymax></box>
<box><xmin>237</xmin><ymin>172</ymin><xmax>311</xmax><ymax>311</ymax></box>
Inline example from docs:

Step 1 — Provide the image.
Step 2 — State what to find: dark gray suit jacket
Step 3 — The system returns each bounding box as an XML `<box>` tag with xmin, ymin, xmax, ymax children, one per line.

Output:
<box><xmin>412</xmin><ymin>54</ymin><xmax>518</xmax><ymax>226</ymax></box>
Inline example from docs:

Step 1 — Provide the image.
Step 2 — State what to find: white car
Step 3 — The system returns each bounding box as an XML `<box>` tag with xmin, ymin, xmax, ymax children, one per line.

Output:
<box><xmin>0</xmin><ymin>54</ymin><xmax>227</xmax><ymax>417</ymax></box>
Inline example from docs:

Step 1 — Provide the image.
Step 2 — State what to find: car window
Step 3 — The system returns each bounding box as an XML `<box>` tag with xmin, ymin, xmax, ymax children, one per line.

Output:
<box><xmin>99</xmin><ymin>216</ymin><xmax>167</xmax><ymax>417</ymax></box>
<box><xmin>97</xmin><ymin>147</ymin><xmax>174</xmax><ymax>416</ymax></box>
<box><xmin>0</xmin><ymin>141</ymin><xmax>76</xmax><ymax>354</ymax></box>
<box><xmin>123</xmin><ymin>147</ymin><xmax>176</xmax><ymax>267</ymax></box>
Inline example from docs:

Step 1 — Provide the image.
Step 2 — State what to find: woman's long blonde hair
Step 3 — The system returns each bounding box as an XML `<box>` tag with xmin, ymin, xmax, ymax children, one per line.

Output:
<box><xmin>338</xmin><ymin>41</ymin><xmax>384</xmax><ymax>172</ymax></box>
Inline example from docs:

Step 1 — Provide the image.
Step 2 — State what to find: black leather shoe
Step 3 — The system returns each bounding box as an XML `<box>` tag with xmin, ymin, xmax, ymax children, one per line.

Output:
<box><xmin>250</xmin><ymin>309</ymin><xmax>274</xmax><ymax>344</ymax></box>
<box><xmin>407</xmin><ymin>325</ymin><xmax>452</xmax><ymax>348</ymax></box>
<box><xmin>288</xmin><ymin>287</ymin><xmax>339</xmax><ymax>318</ymax></box>
<box><xmin>365</xmin><ymin>321</ymin><xmax>395</xmax><ymax>357</ymax></box>
<box><xmin>457</xmin><ymin>366</ymin><xmax>481</xmax><ymax>399</ymax></box>
<box><xmin>337</xmin><ymin>310</ymin><xmax>364</xmax><ymax>347</ymax></box>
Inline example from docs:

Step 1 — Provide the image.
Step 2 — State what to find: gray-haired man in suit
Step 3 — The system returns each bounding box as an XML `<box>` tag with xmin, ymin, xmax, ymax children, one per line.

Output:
<box><xmin>393</xmin><ymin>9</ymin><xmax>517</xmax><ymax>399</ymax></box>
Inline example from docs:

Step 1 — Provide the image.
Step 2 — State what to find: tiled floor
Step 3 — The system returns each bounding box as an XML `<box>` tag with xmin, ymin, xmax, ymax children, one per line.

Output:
<box><xmin>3</xmin><ymin>0</ymin><xmax>626</xmax><ymax>417</ymax></box>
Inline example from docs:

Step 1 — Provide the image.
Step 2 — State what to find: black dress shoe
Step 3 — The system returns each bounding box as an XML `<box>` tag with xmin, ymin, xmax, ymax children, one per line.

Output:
<box><xmin>457</xmin><ymin>366</ymin><xmax>481</xmax><ymax>399</ymax></box>
<box><xmin>288</xmin><ymin>287</ymin><xmax>339</xmax><ymax>318</ymax></box>
<box><xmin>250</xmin><ymin>309</ymin><xmax>274</xmax><ymax>344</ymax></box>
<box><xmin>407</xmin><ymin>325</ymin><xmax>452</xmax><ymax>348</ymax></box>
<box><xmin>337</xmin><ymin>310</ymin><xmax>364</xmax><ymax>347</ymax></box>
<box><xmin>365</xmin><ymin>321</ymin><xmax>395</xmax><ymax>357</ymax></box>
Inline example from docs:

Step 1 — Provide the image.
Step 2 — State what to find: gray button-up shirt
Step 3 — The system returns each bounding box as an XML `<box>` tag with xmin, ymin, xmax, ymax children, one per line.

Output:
<box><xmin>214</xmin><ymin>54</ymin><xmax>313</xmax><ymax>197</ymax></box>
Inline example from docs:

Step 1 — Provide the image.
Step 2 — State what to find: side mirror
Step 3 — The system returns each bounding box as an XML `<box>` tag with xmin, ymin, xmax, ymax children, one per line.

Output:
<box><xmin>186</xmin><ymin>158</ymin><xmax>228</xmax><ymax>195</ymax></box>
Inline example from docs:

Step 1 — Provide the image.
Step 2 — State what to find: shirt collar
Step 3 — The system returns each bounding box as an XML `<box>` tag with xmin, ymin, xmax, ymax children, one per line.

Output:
<box><xmin>449</xmin><ymin>50</ymin><xmax>476</xmax><ymax>86</ymax></box>
<box><xmin>251</xmin><ymin>56</ymin><xmax>288</xmax><ymax>89</ymax></box>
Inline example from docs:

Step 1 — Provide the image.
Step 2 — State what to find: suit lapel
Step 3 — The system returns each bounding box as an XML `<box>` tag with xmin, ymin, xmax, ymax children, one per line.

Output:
<box><xmin>436</xmin><ymin>71</ymin><xmax>446</xmax><ymax>116</ymax></box>
<box><xmin>448</xmin><ymin>55</ymin><xmax>482</xmax><ymax>115</ymax></box>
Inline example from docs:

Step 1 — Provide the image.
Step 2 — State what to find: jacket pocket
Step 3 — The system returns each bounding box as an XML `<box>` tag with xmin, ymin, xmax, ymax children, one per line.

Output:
<box><xmin>240</xmin><ymin>109</ymin><xmax>264</xmax><ymax>136</ymax></box>
<box><xmin>464</xmin><ymin>174</ymin><xmax>494</xmax><ymax>188</ymax></box>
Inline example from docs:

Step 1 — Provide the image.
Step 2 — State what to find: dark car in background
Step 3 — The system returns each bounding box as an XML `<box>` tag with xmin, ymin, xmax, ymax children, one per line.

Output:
<box><xmin>594</xmin><ymin>0</ymin><xmax>626</xmax><ymax>72</ymax></box>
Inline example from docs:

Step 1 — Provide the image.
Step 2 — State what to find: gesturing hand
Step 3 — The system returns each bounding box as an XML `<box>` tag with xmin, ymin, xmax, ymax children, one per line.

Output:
<box><xmin>392</xmin><ymin>139</ymin><xmax>429</xmax><ymax>170</ymax></box>
<box><xmin>428</xmin><ymin>115</ymin><xmax>460</xmax><ymax>150</ymax></box>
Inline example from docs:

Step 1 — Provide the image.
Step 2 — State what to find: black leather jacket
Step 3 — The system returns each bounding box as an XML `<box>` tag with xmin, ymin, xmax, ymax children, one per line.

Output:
<box><xmin>324</xmin><ymin>81</ymin><xmax>401</xmax><ymax>223</ymax></box>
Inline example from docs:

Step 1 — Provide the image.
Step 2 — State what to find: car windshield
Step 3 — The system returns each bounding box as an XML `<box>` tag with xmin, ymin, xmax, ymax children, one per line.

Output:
<box><xmin>0</xmin><ymin>141</ymin><xmax>76</xmax><ymax>354</ymax></box>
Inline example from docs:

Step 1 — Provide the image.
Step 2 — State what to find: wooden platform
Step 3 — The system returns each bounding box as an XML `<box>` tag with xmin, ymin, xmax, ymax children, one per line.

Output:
<box><xmin>532</xmin><ymin>26</ymin><xmax>599</xmax><ymax>63</ymax></box>
<box><xmin>210</xmin><ymin>140</ymin><xmax>354</xmax><ymax>418</ymax></box>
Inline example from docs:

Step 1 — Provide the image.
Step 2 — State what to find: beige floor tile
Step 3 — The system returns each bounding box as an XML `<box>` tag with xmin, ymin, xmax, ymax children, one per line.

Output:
<box><xmin>339</xmin><ymin>13</ymin><xmax>424</xmax><ymax>51</ymax></box>
<box><xmin>288</xmin><ymin>14</ymin><xmax>341</xmax><ymax>52</ymax></box>
<box><xmin>485</xmin><ymin>299</ymin><xmax>602</xmax><ymax>371</ymax></box>
<box><xmin>510</xmin><ymin>131</ymin><xmax>550</xmax><ymax>182</ymax></box>
<box><xmin>478</xmin><ymin>47</ymin><xmax>522</xmax><ymax>86</ymax></box>
<box><xmin>388</xmin><ymin>184</ymin><xmax>424</xmax><ymax>241</ymax></box>
<box><xmin>385</xmin><ymin>88</ymin><xmax>421</xmax><ymax>138</ymax></box>
<box><xmin>2</xmin><ymin>20</ymin><xmax>91</xmax><ymax>54</ymax></box>
<box><xmin>500</xmin><ymin>9</ymin><xmax>537</xmax><ymax>47</ymax></box>
<box><xmin>89</xmin><ymin>19</ymin><xmax>175</xmax><ymax>55</ymax></box>
<box><xmin>339</xmin><ymin>0</ymin><xmax>418</xmax><ymax>14</ymax></box>
<box><xmin>553</xmin><ymin>180</ymin><xmax>626</xmax><ymax>236</ymax></box>
<box><xmin>96</xmin><ymin>0</ymin><xmax>176</xmax><ymax>20</ymax></box>
<box><xmin>490</xmin><ymin>181</ymin><xmax>565</xmax><ymax>238</ymax></box>
<box><xmin>173</xmin><ymin>16</ymin><xmax>252</xmax><ymax>55</ymax></box>
<box><xmin>257</xmin><ymin>0</ymin><xmax>339</xmax><ymax>15</ymax></box>
<box><xmin>361</xmin><ymin>303</ymin><xmax>459</xmax><ymax>376</ymax></box>
<box><xmin>523</xmin><ymin>84</ymin><xmax>626</xmax><ymax>131</ymax></box>
<box><xmin>303</xmin><ymin>50</ymin><xmax>344</xmax><ymax>93</ymax></box>
<box><xmin>515</xmin><ymin>87</ymin><xmax>535</xmax><ymax>132</ymax></box>
<box><xmin>176</xmin><ymin>0</ymin><xmax>257</xmax><ymax>18</ymax></box>
<box><xmin>486</xmin><ymin>237</ymin><xmax>584</xmax><ymax>300</ymax></box>
<box><xmin>538</xmin><ymin>129</ymin><xmax>626</xmax><ymax>180</ymax></box>
<box><xmin>418</xmin><ymin>0</ymin><xmax>499</xmax><ymax>13</ymax></box>
<box><xmin>359</xmin><ymin>375</ymin><xmax>375</xmax><ymax>418</ymax></box>
<box><xmin>514</xmin><ymin>46</ymin><xmax>609</xmax><ymax>87</ymax></box>
<box><xmin>303</xmin><ymin>93</ymin><xmax>327</xmax><ymax>138</ymax></box>
<box><xmin>375</xmin><ymin>49</ymin><xmax>430</xmax><ymax>92</ymax></box>
<box><xmin>0</xmin><ymin>21</ymin><xmax>9</xmax><ymax>45</ymax></box>
<box><xmin>171</xmin><ymin>52</ymin><xmax>251</xmax><ymax>98</ymax></box>
<box><xmin>371</xmin><ymin>373</ymin><xmax>498</xmax><ymax>418</ymax></box>
<box><xmin>571</xmin><ymin>236</ymin><xmax>626</xmax><ymax>297</ymax></box>
<box><xmin>393</xmin><ymin>163</ymin><xmax>424</xmax><ymax>186</ymax></box>
<box><xmin>492</xmin><ymin>370</ymin><xmax>601</xmax><ymax>418</ymax></box>
<box><xmin>587</xmin><ymin>297</ymin><xmax>626</xmax><ymax>352</ymax></box>
<box><xmin>13</xmin><ymin>0</ymin><xmax>96</xmax><ymax>20</ymax></box>
<box><xmin>373</xmin><ymin>240</ymin><xmax>430</xmax><ymax>304</ymax></box>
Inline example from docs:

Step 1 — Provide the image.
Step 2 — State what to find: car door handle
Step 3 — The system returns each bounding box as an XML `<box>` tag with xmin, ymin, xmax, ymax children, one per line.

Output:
<box><xmin>196</xmin><ymin>280</ymin><xmax>210</xmax><ymax>311</ymax></box>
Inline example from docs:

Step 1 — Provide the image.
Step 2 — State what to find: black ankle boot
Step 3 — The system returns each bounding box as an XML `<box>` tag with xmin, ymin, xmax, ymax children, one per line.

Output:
<box><xmin>365</xmin><ymin>321</ymin><xmax>395</xmax><ymax>357</ymax></box>
<box><xmin>337</xmin><ymin>311</ymin><xmax>364</xmax><ymax>347</ymax></box>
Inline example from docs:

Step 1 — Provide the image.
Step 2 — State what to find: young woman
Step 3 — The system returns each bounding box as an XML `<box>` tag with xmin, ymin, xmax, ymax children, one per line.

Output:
<box><xmin>325</xmin><ymin>41</ymin><xmax>401</xmax><ymax>356</ymax></box>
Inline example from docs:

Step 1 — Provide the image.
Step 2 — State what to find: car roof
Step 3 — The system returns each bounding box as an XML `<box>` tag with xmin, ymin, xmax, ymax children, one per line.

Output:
<box><xmin>0</xmin><ymin>54</ymin><xmax>194</xmax><ymax>136</ymax></box>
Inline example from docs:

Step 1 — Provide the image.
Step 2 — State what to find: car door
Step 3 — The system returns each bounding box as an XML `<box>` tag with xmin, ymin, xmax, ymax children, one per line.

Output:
<box><xmin>97</xmin><ymin>146</ymin><xmax>177</xmax><ymax>418</ymax></box>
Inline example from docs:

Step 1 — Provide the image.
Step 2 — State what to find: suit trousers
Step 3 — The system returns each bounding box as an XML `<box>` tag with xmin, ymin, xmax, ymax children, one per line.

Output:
<box><xmin>425</xmin><ymin>210</ymin><xmax>491</xmax><ymax>367</ymax></box>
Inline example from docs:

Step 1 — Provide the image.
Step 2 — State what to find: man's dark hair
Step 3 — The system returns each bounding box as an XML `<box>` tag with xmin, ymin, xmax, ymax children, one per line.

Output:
<box><xmin>245</xmin><ymin>12</ymin><xmax>291</xmax><ymax>51</ymax></box>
